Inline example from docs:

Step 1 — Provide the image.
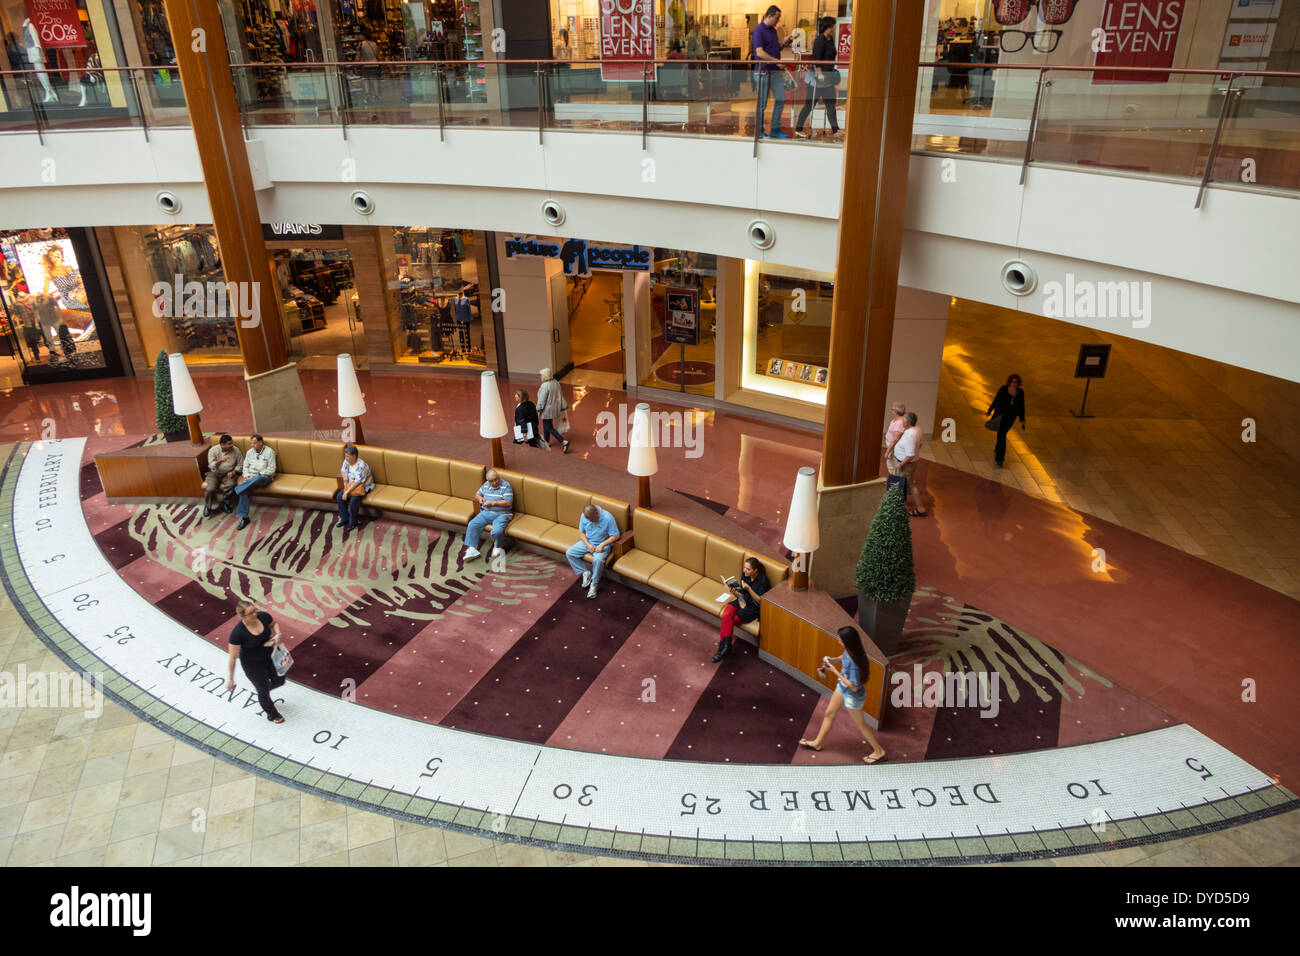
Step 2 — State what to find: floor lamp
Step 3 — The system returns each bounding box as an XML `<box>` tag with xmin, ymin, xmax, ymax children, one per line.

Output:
<box><xmin>337</xmin><ymin>354</ymin><xmax>367</xmax><ymax>444</ymax></box>
<box><xmin>480</xmin><ymin>370</ymin><xmax>508</xmax><ymax>468</ymax></box>
<box><xmin>628</xmin><ymin>402</ymin><xmax>657</xmax><ymax>509</ymax></box>
<box><xmin>168</xmin><ymin>353</ymin><xmax>203</xmax><ymax>445</ymax></box>
<box><xmin>783</xmin><ymin>466</ymin><xmax>820</xmax><ymax>591</ymax></box>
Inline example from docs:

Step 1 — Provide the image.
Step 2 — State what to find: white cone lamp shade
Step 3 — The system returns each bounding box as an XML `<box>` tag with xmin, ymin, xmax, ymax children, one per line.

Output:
<box><xmin>627</xmin><ymin>403</ymin><xmax>658</xmax><ymax>477</ymax></box>
<box><xmin>336</xmin><ymin>354</ymin><xmax>367</xmax><ymax>418</ymax></box>
<box><xmin>782</xmin><ymin>466</ymin><xmax>821</xmax><ymax>553</ymax></box>
<box><xmin>168</xmin><ymin>353</ymin><xmax>202</xmax><ymax>416</ymax></box>
<box><xmin>479</xmin><ymin>370</ymin><xmax>509</xmax><ymax>439</ymax></box>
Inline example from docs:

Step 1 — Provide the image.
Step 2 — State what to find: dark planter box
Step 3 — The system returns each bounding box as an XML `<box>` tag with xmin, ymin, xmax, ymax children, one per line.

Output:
<box><xmin>858</xmin><ymin>593</ymin><xmax>911</xmax><ymax>659</ymax></box>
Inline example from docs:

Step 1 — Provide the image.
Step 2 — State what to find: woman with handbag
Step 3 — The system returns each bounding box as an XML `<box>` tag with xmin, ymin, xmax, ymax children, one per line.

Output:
<box><xmin>513</xmin><ymin>389</ymin><xmax>547</xmax><ymax>449</ymax></box>
<box><xmin>226</xmin><ymin>602</ymin><xmax>288</xmax><ymax>723</ymax></box>
<box><xmin>794</xmin><ymin>17</ymin><xmax>840</xmax><ymax>139</ymax></box>
<box><xmin>986</xmin><ymin>373</ymin><xmax>1027</xmax><ymax>467</ymax></box>
<box><xmin>536</xmin><ymin>367</ymin><xmax>571</xmax><ymax>453</ymax></box>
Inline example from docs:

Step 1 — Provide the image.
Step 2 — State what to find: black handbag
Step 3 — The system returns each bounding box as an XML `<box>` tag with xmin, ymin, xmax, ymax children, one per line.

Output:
<box><xmin>985</xmin><ymin>415</ymin><xmax>1002</xmax><ymax>431</ymax></box>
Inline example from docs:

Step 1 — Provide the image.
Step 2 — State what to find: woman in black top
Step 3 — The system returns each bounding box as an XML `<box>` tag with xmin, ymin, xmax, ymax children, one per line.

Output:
<box><xmin>986</xmin><ymin>373</ymin><xmax>1027</xmax><ymax>466</ymax></box>
<box><xmin>794</xmin><ymin>17</ymin><xmax>840</xmax><ymax>138</ymax></box>
<box><xmin>712</xmin><ymin>557</ymin><xmax>771</xmax><ymax>662</ymax></box>
<box><xmin>513</xmin><ymin>389</ymin><xmax>546</xmax><ymax>449</ymax></box>
<box><xmin>226</xmin><ymin>602</ymin><xmax>287</xmax><ymax>723</ymax></box>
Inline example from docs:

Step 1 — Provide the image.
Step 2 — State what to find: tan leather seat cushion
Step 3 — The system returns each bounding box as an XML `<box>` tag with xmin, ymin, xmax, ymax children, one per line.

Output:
<box><xmin>311</xmin><ymin>441</ymin><xmax>341</xmax><ymax>478</ymax></box>
<box><xmin>385</xmin><ymin>451</ymin><xmax>419</xmax><ymax>490</ymax></box>
<box><xmin>740</xmin><ymin>619</ymin><xmax>759</xmax><ymax>636</ymax></box>
<box><xmin>496</xmin><ymin>469</ymin><xmax>527</xmax><ymax>514</ymax></box>
<box><xmin>355</xmin><ymin>445</ymin><xmax>388</xmax><ymax>485</ymax></box>
<box><xmin>298</xmin><ymin>476</ymin><xmax>341</xmax><ymax>501</ymax></box>
<box><xmin>750</xmin><ymin>553</ymin><xmax>789</xmax><ymax>587</ymax></box>
<box><xmin>436</xmin><ymin>496</ymin><xmax>475</xmax><ymax>525</ymax></box>
<box><xmin>275</xmin><ymin>439</ymin><xmax>314</xmax><ymax>477</ymax></box>
<box><xmin>539</xmin><ymin>524</ymin><xmax>581</xmax><ymax>554</ymax></box>
<box><xmin>417</xmin><ymin>457</ymin><xmax>452</xmax><ymax>496</ymax></box>
<box><xmin>366</xmin><ymin>484</ymin><xmax>417</xmax><ymax>511</ymax></box>
<box><xmin>705</xmin><ymin>536</ymin><xmax>746</xmax><ymax>583</ymax></box>
<box><xmin>668</xmin><ymin>523</ymin><xmax>708</xmax><ymax>577</ymax></box>
<box><xmin>261</xmin><ymin>475</ymin><xmax>308</xmax><ymax>496</ymax></box>
<box><xmin>507</xmin><ymin>515</ymin><xmax>556</xmax><ymax>547</ymax></box>
<box><xmin>613</xmin><ymin>549</ymin><xmax>666</xmax><ymax>584</ymax></box>
<box><xmin>632</xmin><ymin>510</ymin><xmax>671</xmax><ymax>561</ymax></box>
<box><xmin>684</xmin><ymin>578</ymin><xmax>729</xmax><ymax>617</ymax></box>
<box><xmin>555</xmin><ymin>485</ymin><xmax>589</xmax><ymax>528</ymax></box>
<box><xmin>405</xmin><ymin>491</ymin><xmax>449</xmax><ymax>519</ymax></box>
<box><xmin>523</xmin><ymin>477</ymin><xmax>558</xmax><ymax>522</ymax></box>
<box><xmin>450</xmin><ymin>461</ymin><xmax>485</xmax><ymax>500</ymax></box>
<box><xmin>648</xmin><ymin>563</ymin><xmax>704</xmax><ymax>600</ymax></box>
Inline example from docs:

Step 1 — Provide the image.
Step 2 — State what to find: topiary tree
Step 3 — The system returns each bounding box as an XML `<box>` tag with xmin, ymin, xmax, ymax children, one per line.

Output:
<box><xmin>854</xmin><ymin>483</ymin><xmax>916</xmax><ymax>603</ymax></box>
<box><xmin>154</xmin><ymin>350</ymin><xmax>188</xmax><ymax>435</ymax></box>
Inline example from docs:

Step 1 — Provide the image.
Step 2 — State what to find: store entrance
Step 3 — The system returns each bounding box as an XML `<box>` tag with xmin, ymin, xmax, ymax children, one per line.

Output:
<box><xmin>564</xmin><ymin>272</ymin><xmax>626</xmax><ymax>390</ymax></box>
<box><xmin>274</xmin><ymin>248</ymin><xmax>365</xmax><ymax>369</ymax></box>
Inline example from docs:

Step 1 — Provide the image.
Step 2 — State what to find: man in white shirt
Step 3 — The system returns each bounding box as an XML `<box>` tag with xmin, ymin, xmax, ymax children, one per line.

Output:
<box><xmin>233</xmin><ymin>434</ymin><xmax>277</xmax><ymax>530</ymax></box>
<box><xmin>888</xmin><ymin>412</ymin><xmax>928</xmax><ymax>517</ymax></box>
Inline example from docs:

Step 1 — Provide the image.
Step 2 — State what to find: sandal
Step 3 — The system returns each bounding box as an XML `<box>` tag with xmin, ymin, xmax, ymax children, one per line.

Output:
<box><xmin>562</xmin><ymin>441</ymin><xmax>571</xmax><ymax>454</ymax></box>
<box><xmin>863</xmin><ymin>752</ymin><xmax>887</xmax><ymax>764</ymax></box>
<box><xmin>908</xmin><ymin>509</ymin><xmax>928</xmax><ymax>517</ymax></box>
<box><xmin>798</xmin><ymin>739</ymin><xmax>822</xmax><ymax>752</ymax></box>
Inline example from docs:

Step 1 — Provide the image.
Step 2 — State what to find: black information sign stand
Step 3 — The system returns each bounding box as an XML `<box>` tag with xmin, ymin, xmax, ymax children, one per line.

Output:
<box><xmin>1070</xmin><ymin>343</ymin><xmax>1111</xmax><ymax>418</ymax></box>
<box><xmin>665</xmin><ymin>287</ymin><xmax>699</xmax><ymax>394</ymax></box>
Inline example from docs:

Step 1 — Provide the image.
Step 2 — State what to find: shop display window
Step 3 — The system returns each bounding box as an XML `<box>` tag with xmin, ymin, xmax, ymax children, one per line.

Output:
<box><xmin>274</xmin><ymin>248</ymin><xmax>366</xmax><ymax>363</ymax></box>
<box><xmin>388</xmin><ymin>227</ymin><xmax>490</xmax><ymax>369</ymax></box>
<box><xmin>0</xmin><ymin>228</ymin><xmax>106</xmax><ymax>375</ymax></box>
<box><xmin>637</xmin><ymin>248</ymin><xmax>717</xmax><ymax>397</ymax></box>
<box><xmin>742</xmin><ymin>260</ymin><xmax>831</xmax><ymax>403</ymax></box>
<box><xmin>1</xmin><ymin>0</ymin><xmax>131</xmax><ymax>111</ymax></box>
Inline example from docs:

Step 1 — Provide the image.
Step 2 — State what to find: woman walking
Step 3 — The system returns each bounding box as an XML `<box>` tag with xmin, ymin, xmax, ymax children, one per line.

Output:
<box><xmin>536</xmin><ymin>367</ymin><xmax>571</xmax><ymax>453</ymax></box>
<box><xmin>513</xmin><ymin>389</ymin><xmax>547</xmax><ymax>449</ymax></box>
<box><xmin>793</xmin><ymin>17</ymin><xmax>840</xmax><ymax>139</ymax></box>
<box><xmin>226</xmin><ymin>602</ymin><xmax>287</xmax><ymax>723</ymax></box>
<box><xmin>799</xmin><ymin>626</ymin><xmax>887</xmax><ymax>764</ymax></box>
<box><xmin>711</xmin><ymin>557</ymin><xmax>770</xmax><ymax>662</ymax></box>
<box><xmin>986</xmin><ymin>373</ymin><xmax>1027</xmax><ymax>466</ymax></box>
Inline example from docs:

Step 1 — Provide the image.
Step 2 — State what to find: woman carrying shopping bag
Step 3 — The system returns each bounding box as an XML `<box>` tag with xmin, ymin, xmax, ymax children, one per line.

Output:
<box><xmin>536</xmin><ymin>367</ymin><xmax>571</xmax><ymax>453</ymax></box>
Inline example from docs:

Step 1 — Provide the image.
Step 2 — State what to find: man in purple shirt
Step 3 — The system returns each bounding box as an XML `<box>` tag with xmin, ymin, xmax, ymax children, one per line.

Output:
<box><xmin>752</xmin><ymin>5</ymin><xmax>792</xmax><ymax>138</ymax></box>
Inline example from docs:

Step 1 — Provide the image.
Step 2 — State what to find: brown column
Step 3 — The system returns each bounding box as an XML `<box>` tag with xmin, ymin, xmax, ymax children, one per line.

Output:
<box><xmin>821</xmin><ymin>1</ymin><xmax>924</xmax><ymax>487</ymax></box>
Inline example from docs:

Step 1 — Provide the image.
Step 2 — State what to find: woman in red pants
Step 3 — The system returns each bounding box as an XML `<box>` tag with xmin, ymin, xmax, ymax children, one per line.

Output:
<box><xmin>712</xmin><ymin>557</ymin><xmax>770</xmax><ymax>662</ymax></box>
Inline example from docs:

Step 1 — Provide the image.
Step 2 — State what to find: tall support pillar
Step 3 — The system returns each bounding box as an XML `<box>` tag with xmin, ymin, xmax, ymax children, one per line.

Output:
<box><xmin>816</xmin><ymin>1</ymin><xmax>925</xmax><ymax>598</ymax></box>
<box><xmin>162</xmin><ymin>0</ymin><xmax>314</xmax><ymax>433</ymax></box>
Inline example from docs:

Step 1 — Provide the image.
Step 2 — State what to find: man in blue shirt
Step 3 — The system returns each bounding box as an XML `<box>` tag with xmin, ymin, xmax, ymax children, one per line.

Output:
<box><xmin>566</xmin><ymin>503</ymin><xmax>620</xmax><ymax>599</ymax></box>
<box><xmin>753</xmin><ymin>5</ymin><xmax>792</xmax><ymax>138</ymax></box>
<box><xmin>463</xmin><ymin>469</ymin><xmax>513</xmax><ymax>560</ymax></box>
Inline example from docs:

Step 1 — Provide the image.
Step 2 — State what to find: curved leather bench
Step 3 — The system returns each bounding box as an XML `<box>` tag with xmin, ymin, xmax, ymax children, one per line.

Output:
<box><xmin>212</xmin><ymin>436</ymin><xmax>787</xmax><ymax>639</ymax></box>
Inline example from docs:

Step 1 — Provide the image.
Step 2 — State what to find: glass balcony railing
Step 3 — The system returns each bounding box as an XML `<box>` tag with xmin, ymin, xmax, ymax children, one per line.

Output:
<box><xmin>1</xmin><ymin>60</ymin><xmax>1296</xmax><ymax>195</ymax></box>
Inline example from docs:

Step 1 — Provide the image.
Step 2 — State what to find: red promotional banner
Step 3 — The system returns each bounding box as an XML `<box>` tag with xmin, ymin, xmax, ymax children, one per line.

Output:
<box><xmin>600</xmin><ymin>0</ymin><xmax>655</xmax><ymax>82</ymax></box>
<box><xmin>1092</xmin><ymin>0</ymin><xmax>1186</xmax><ymax>84</ymax></box>
<box><xmin>835</xmin><ymin>18</ymin><xmax>852</xmax><ymax>63</ymax></box>
<box><xmin>24</xmin><ymin>0</ymin><xmax>87</xmax><ymax>49</ymax></box>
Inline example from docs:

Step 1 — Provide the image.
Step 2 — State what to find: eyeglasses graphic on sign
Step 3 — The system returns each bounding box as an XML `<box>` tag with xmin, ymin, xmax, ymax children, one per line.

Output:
<box><xmin>993</xmin><ymin>0</ymin><xmax>1078</xmax><ymax>25</ymax></box>
<box><xmin>999</xmin><ymin>29</ymin><xmax>1063</xmax><ymax>53</ymax></box>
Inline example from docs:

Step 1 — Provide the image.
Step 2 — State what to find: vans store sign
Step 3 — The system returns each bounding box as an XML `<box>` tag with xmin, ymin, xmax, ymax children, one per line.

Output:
<box><xmin>261</xmin><ymin>223</ymin><xmax>344</xmax><ymax>241</ymax></box>
<box><xmin>503</xmin><ymin>236</ymin><xmax>652</xmax><ymax>277</ymax></box>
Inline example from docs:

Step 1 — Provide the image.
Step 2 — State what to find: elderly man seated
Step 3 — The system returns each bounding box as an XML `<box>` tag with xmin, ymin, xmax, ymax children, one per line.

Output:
<box><xmin>567</xmin><ymin>503</ymin><xmax>620</xmax><ymax>599</ymax></box>
<box><xmin>463</xmin><ymin>468</ymin><xmax>513</xmax><ymax>561</ymax></box>
<box><xmin>203</xmin><ymin>434</ymin><xmax>243</xmax><ymax>518</ymax></box>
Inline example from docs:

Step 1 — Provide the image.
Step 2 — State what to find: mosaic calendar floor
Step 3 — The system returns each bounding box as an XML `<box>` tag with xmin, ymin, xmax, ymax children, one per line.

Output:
<box><xmin>3</xmin><ymin>438</ymin><xmax>1294</xmax><ymax>865</ymax></box>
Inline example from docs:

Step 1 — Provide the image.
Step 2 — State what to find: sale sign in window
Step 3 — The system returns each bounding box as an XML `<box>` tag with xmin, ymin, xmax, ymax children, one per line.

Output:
<box><xmin>600</xmin><ymin>0</ymin><xmax>656</xmax><ymax>82</ymax></box>
<box><xmin>1092</xmin><ymin>0</ymin><xmax>1186</xmax><ymax>84</ymax></box>
<box><xmin>23</xmin><ymin>0</ymin><xmax>87</xmax><ymax>49</ymax></box>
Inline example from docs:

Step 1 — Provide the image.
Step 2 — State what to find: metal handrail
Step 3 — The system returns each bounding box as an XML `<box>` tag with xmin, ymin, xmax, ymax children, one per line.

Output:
<box><xmin>1197</xmin><ymin>78</ymin><xmax>1238</xmax><ymax>210</ymax></box>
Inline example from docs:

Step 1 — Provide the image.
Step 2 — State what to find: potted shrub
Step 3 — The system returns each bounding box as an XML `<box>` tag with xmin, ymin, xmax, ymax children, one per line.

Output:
<box><xmin>154</xmin><ymin>350</ymin><xmax>191</xmax><ymax>440</ymax></box>
<box><xmin>854</xmin><ymin>483</ymin><xmax>916</xmax><ymax>658</ymax></box>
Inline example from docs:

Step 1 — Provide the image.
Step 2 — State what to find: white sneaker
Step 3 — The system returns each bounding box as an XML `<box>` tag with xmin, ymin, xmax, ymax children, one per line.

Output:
<box><xmin>463</xmin><ymin>547</ymin><xmax>481</xmax><ymax>560</ymax></box>
<box><xmin>490</xmin><ymin>547</ymin><xmax>504</xmax><ymax>559</ymax></box>
<box><xmin>586</xmin><ymin>583</ymin><xmax>598</xmax><ymax>599</ymax></box>
<box><xmin>581</xmin><ymin>571</ymin><xmax>592</xmax><ymax>589</ymax></box>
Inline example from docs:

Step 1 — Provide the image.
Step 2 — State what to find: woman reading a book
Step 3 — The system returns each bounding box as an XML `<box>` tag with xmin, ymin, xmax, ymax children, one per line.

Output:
<box><xmin>711</xmin><ymin>557</ymin><xmax>770</xmax><ymax>663</ymax></box>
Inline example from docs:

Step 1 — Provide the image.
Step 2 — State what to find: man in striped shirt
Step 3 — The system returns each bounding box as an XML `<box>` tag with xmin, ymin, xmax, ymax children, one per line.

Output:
<box><xmin>463</xmin><ymin>469</ymin><xmax>513</xmax><ymax>560</ymax></box>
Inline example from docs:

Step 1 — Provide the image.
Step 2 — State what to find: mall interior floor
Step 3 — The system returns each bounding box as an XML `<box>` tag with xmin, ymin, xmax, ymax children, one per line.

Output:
<box><xmin>930</xmin><ymin>299</ymin><xmax>1300</xmax><ymax>601</ymax></box>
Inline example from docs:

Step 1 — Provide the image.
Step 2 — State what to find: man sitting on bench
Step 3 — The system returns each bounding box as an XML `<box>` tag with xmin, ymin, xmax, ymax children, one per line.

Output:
<box><xmin>203</xmin><ymin>434</ymin><xmax>242</xmax><ymax>519</ymax></box>
<box><xmin>232</xmin><ymin>434</ymin><xmax>276</xmax><ymax>531</ymax></box>
<box><xmin>463</xmin><ymin>469</ymin><xmax>513</xmax><ymax>561</ymax></box>
<box><xmin>567</xmin><ymin>503</ymin><xmax>619</xmax><ymax>600</ymax></box>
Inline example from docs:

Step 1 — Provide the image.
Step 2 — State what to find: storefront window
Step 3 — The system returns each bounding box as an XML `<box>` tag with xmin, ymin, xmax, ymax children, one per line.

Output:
<box><xmin>637</xmin><ymin>248</ymin><xmax>717</xmax><ymax>397</ymax></box>
<box><xmin>1</xmin><ymin>0</ymin><xmax>130</xmax><ymax>112</ymax></box>
<box><xmin>388</xmin><ymin>227</ymin><xmax>489</xmax><ymax>369</ymax></box>
<box><xmin>742</xmin><ymin>260</ymin><xmax>831</xmax><ymax>403</ymax></box>
<box><xmin>0</xmin><ymin>228</ymin><xmax>107</xmax><ymax>375</ymax></box>
<box><xmin>274</xmin><ymin>247</ymin><xmax>364</xmax><ymax>365</ymax></box>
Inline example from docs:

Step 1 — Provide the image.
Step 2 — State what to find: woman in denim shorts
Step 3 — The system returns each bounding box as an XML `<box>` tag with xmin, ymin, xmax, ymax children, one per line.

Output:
<box><xmin>799</xmin><ymin>626</ymin><xmax>887</xmax><ymax>764</ymax></box>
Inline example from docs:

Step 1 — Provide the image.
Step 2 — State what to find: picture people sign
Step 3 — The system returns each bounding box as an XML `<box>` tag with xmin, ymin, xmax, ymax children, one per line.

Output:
<box><xmin>503</xmin><ymin>236</ymin><xmax>652</xmax><ymax>278</ymax></box>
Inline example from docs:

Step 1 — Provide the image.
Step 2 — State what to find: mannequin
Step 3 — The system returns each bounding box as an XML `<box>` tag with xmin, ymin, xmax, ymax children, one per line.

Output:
<box><xmin>21</xmin><ymin>19</ymin><xmax>57</xmax><ymax>102</ymax></box>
